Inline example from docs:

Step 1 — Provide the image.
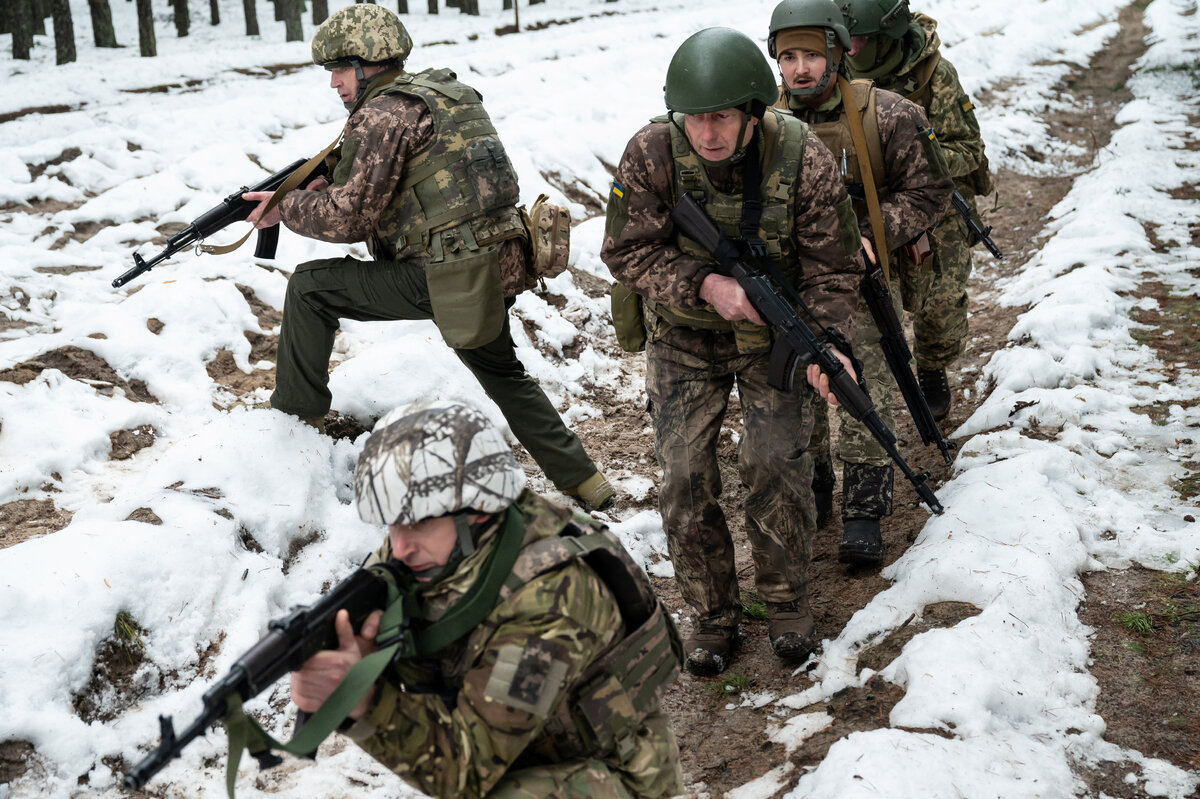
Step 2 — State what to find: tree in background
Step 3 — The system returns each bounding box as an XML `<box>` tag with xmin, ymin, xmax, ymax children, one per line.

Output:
<box><xmin>87</xmin><ymin>0</ymin><xmax>118</xmax><ymax>46</ymax></box>
<box><xmin>136</xmin><ymin>0</ymin><xmax>156</xmax><ymax>56</ymax></box>
<box><xmin>173</xmin><ymin>0</ymin><xmax>190</xmax><ymax>37</ymax></box>
<box><xmin>31</xmin><ymin>0</ymin><xmax>47</xmax><ymax>36</ymax></box>
<box><xmin>243</xmin><ymin>0</ymin><xmax>260</xmax><ymax>36</ymax></box>
<box><xmin>51</xmin><ymin>0</ymin><xmax>76</xmax><ymax>64</ymax></box>
<box><xmin>313</xmin><ymin>0</ymin><xmax>329</xmax><ymax>25</ymax></box>
<box><xmin>282</xmin><ymin>0</ymin><xmax>302</xmax><ymax>42</ymax></box>
<box><xmin>11</xmin><ymin>0</ymin><xmax>33</xmax><ymax>60</ymax></box>
<box><xmin>210</xmin><ymin>0</ymin><xmax>219</xmax><ymax>26</ymax></box>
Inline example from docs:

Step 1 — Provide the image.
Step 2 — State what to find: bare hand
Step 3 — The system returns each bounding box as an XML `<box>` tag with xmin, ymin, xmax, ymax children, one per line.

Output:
<box><xmin>806</xmin><ymin>349</ymin><xmax>857</xmax><ymax>407</ymax></box>
<box><xmin>699</xmin><ymin>274</ymin><xmax>764</xmax><ymax>325</ymax></box>
<box><xmin>861</xmin><ymin>236</ymin><xmax>876</xmax><ymax>265</ymax></box>
<box><xmin>242</xmin><ymin>190</ymin><xmax>281</xmax><ymax>229</ymax></box>
<box><xmin>289</xmin><ymin>608</ymin><xmax>382</xmax><ymax>719</ymax></box>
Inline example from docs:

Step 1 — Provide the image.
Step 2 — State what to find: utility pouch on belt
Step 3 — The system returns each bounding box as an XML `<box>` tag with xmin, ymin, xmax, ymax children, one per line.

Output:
<box><xmin>425</xmin><ymin>245</ymin><xmax>506</xmax><ymax>349</ymax></box>
<box><xmin>902</xmin><ymin>231</ymin><xmax>932</xmax><ymax>267</ymax></box>
<box><xmin>609</xmin><ymin>282</ymin><xmax>646</xmax><ymax>353</ymax></box>
<box><xmin>521</xmin><ymin>194</ymin><xmax>571</xmax><ymax>288</ymax></box>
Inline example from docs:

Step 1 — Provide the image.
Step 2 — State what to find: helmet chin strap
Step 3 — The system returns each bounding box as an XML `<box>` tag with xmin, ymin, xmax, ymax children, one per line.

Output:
<box><xmin>785</xmin><ymin>29</ymin><xmax>841</xmax><ymax>100</ymax></box>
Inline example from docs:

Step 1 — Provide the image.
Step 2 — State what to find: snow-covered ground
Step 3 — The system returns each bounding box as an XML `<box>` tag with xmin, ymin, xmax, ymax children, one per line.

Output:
<box><xmin>2</xmin><ymin>0</ymin><xmax>1198</xmax><ymax>796</ymax></box>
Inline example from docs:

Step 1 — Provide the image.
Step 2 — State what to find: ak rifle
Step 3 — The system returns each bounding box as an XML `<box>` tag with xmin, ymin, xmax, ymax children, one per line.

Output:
<box><xmin>113</xmin><ymin>157</ymin><xmax>328</xmax><ymax>288</ymax></box>
<box><xmin>951</xmin><ymin>188</ymin><xmax>1002</xmax><ymax>260</ymax></box>
<box><xmin>669</xmin><ymin>194</ymin><xmax>944</xmax><ymax>515</ymax></box>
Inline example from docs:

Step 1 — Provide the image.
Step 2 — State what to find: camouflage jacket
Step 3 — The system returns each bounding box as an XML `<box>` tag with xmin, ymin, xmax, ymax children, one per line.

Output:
<box><xmin>347</xmin><ymin>491</ymin><xmax>682</xmax><ymax>799</ymax></box>
<box><xmin>601</xmin><ymin>119</ymin><xmax>861</xmax><ymax>341</ymax></box>
<box><xmin>278</xmin><ymin>73</ymin><xmax>527</xmax><ymax>296</ymax></box>
<box><xmin>784</xmin><ymin>82</ymin><xmax>954</xmax><ymax>254</ymax></box>
<box><xmin>861</xmin><ymin>14</ymin><xmax>990</xmax><ymax>196</ymax></box>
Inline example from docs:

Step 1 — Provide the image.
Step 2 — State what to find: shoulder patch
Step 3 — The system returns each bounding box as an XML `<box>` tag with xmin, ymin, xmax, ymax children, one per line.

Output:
<box><xmin>484</xmin><ymin>638</ymin><xmax>568</xmax><ymax>718</ymax></box>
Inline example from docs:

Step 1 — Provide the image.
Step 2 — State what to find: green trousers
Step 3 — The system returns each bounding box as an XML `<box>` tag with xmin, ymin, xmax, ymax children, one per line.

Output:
<box><xmin>270</xmin><ymin>255</ymin><xmax>597</xmax><ymax>490</ymax></box>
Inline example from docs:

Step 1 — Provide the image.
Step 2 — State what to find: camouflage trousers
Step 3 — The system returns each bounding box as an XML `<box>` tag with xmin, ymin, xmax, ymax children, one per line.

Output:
<box><xmin>808</xmin><ymin>272</ymin><xmax>901</xmax><ymax>519</ymax></box>
<box><xmin>492</xmin><ymin>712</ymin><xmax>681</xmax><ymax>799</ymax></box>
<box><xmin>901</xmin><ymin>207</ymin><xmax>974</xmax><ymax>370</ymax></box>
<box><xmin>270</xmin><ymin>255</ymin><xmax>597</xmax><ymax>489</ymax></box>
<box><xmin>645</xmin><ymin>325</ymin><xmax>816</xmax><ymax>631</ymax></box>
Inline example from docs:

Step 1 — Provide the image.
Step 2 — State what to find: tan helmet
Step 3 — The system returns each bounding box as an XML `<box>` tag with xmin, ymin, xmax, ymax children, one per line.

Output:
<box><xmin>311</xmin><ymin>3</ymin><xmax>413</xmax><ymax>68</ymax></box>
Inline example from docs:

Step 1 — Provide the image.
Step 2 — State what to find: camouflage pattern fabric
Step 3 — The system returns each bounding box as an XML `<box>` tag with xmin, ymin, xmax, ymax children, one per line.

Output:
<box><xmin>352</xmin><ymin>491</ymin><xmax>682</xmax><ymax>799</ymax></box>
<box><xmin>601</xmin><ymin>119</ymin><xmax>855</xmax><ymax>630</ymax></box>
<box><xmin>788</xmin><ymin>84</ymin><xmax>952</xmax><ymax>473</ymax></box>
<box><xmin>850</xmin><ymin>13</ymin><xmax>991</xmax><ymax>369</ymax></box>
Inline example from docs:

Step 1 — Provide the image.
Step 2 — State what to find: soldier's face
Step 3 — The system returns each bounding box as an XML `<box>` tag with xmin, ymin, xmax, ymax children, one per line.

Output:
<box><xmin>778</xmin><ymin>48</ymin><xmax>828</xmax><ymax>93</ymax></box>
<box><xmin>388</xmin><ymin>516</ymin><xmax>460</xmax><ymax>580</ymax></box>
<box><xmin>328</xmin><ymin>63</ymin><xmax>388</xmax><ymax>105</ymax></box>
<box><xmin>683</xmin><ymin>110</ymin><xmax>757</xmax><ymax>162</ymax></box>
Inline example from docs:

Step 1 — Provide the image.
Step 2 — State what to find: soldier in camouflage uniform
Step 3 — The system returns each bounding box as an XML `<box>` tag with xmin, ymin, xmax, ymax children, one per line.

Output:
<box><xmin>243</xmin><ymin>4</ymin><xmax>613</xmax><ymax>510</ymax></box>
<box><xmin>842</xmin><ymin>0</ymin><xmax>993</xmax><ymax>420</ymax></box>
<box><xmin>290</xmin><ymin>401</ymin><xmax>683</xmax><ymax>798</ymax></box>
<box><xmin>601</xmin><ymin>28</ymin><xmax>862</xmax><ymax>675</ymax></box>
<box><xmin>769</xmin><ymin>0</ymin><xmax>953</xmax><ymax>565</ymax></box>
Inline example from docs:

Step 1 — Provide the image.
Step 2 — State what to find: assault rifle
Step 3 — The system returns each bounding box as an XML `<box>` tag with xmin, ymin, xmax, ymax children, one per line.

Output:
<box><xmin>112</xmin><ymin>157</ymin><xmax>329</xmax><ymax>289</ymax></box>
<box><xmin>951</xmin><ymin>188</ymin><xmax>1002</xmax><ymax>260</ymax></box>
<box><xmin>670</xmin><ymin>194</ymin><xmax>944</xmax><ymax>515</ymax></box>
<box><xmin>123</xmin><ymin>565</ymin><xmax>393</xmax><ymax>791</ymax></box>
<box><xmin>860</xmin><ymin>267</ymin><xmax>955</xmax><ymax>465</ymax></box>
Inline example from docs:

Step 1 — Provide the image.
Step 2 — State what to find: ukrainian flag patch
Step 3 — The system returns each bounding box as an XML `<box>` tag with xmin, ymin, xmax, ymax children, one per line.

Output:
<box><xmin>611</xmin><ymin>181</ymin><xmax>625</xmax><ymax>199</ymax></box>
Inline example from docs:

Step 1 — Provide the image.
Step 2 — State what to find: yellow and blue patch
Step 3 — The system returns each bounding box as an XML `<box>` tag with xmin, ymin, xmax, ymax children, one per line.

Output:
<box><xmin>611</xmin><ymin>181</ymin><xmax>625</xmax><ymax>199</ymax></box>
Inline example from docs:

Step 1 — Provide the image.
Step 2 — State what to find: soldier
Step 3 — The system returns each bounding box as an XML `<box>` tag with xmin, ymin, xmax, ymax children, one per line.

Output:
<box><xmin>768</xmin><ymin>0</ymin><xmax>953</xmax><ymax>564</ymax></box>
<box><xmin>243</xmin><ymin>4</ymin><xmax>613</xmax><ymax>510</ymax></box>
<box><xmin>602</xmin><ymin>28</ymin><xmax>862</xmax><ymax>675</ymax></box>
<box><xmin>841</xmin><ymin>0</ymin><xmax>993</xmax><ymax>420</ymax></box>
<box><xmin>289</xmin><ymin>400</ymin><xmax>684</xmax><ymax>799</ymax></box>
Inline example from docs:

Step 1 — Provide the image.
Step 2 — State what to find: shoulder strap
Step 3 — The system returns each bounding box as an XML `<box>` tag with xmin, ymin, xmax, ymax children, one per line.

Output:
<box><xmin>838</xmin><ymin>75</ymin><xmax>889</xmax><ymax>281</ymax></box>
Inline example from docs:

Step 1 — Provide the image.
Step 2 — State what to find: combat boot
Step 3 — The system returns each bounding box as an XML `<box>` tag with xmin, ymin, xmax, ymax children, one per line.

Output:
<box><xmin>918</xmin><ymin>367</ymin><xmax>951</xmax><ymax>421</ymax></box>
<box><xmin>838</xmin><ymin>518</ymin><xmax>883</xmax><ymax>567</ymax></box>
<box><xmin>566</xmin><ymin>471</ymin><xmax>615</xmax><ymax>511</ymax></box>
<box><xmin>683</xmin><ymin>625</ymin><xmax>739</xmax><ymax>677</ymax></box>
<box><xmin>766</xmin><ymin>600</ymin><xmax>816</xmax><ymax>662</ymax></box>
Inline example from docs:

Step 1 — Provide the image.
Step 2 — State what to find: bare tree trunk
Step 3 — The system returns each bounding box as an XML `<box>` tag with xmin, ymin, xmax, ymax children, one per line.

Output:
<box><xmin>272</xmin><ymin>0</ymin><xmax>282</xmax><ymax>20</ymax></box>
<box><xmin>51</xmin><ymin>0</ymin><xmax>75</xmax><ymax>63</ymax></box>
<box><xmin>396</xmin><ymin>0</ymin><xmax>407</xmax><ymax>12</ymax></box>
<box><xmin>209</xmin><ymin>0</ymin><xmax>219</xmax><ymax>25</ymax></box>
<box><xmin>87</xmin><ymin>0</ymin><xmax>118</xmax><ymax>45</ymax></box>
<box><xmin>463</xmin><ymin>0</ymin><xmax>478</xmax><ymax>13</ymax></box>
<box><xmin>31</xmin><ymin>0</ymin><xmax>47</xmax><ymax>35</ymax></box>
<box><xmin>312</xmin><ymin>0</ymin><xmax>328</xmax><ymax>24</ymax></box>
<box><xmin>12</xmin><ymin>0</ymin><xmax>34</xmax><ymax>59</ymax></box>
<box><xmin>173</xmin><ymin>0</ymin><xmax>189</xmax><ymax>36</ymax></box>
<box><xmin>428</xmin><ymin>0</ymin><xmax>437</xmax><ymax>12</ymax></box>
<box><xmin>243</xmin><ymin>0</ymin><xmax>259</xmax><ymax>35</ymax></box>
<box><xmin>135</xmin><ymin>0</ymin><xmax>156</xmax><ymax>55</ymax></box>
<box><xmin>282</xmin><ymin>0</ymin><xmax>302</xmax><ymax>41</ymax></box>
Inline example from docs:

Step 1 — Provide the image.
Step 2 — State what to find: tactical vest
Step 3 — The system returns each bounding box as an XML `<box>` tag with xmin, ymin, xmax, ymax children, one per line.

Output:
<box><xmin>805</xmin><ymin>81</ymin><xmax>886</xmax><ymax>202</ymax></box>
<box><xmin>646</xmin><ymin>109</ymin><xmax>808</xmax><ymax>354</ymax></box>
<box><xmin>364</xmin><ymin>68</ymin><xmax>526</xmax><ymax>263</ymax></box>
<box><xmin>382</xmin><ymin>491</ymin><xmax>682</xmax><ymax>766</ymax></box>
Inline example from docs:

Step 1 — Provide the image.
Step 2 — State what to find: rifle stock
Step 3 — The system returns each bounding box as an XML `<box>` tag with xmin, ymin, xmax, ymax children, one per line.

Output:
<box><xmin>113</xmin><ymin>157</ymin><xmax>328</xmax><ymax>289</ymax></box>
<box><xmin>669</xmin><ymin>194</ymin><xmax>943</xmax><ymax>515</ymax></box>
<box><xmin>123</xmin><ymin>565</ymin><xmax>393</xmax><ymax>791</ymax></box>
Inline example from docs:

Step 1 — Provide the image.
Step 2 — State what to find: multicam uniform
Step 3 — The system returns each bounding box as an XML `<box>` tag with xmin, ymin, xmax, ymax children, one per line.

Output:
<box><xmin>780</xmin><ymin>81</ymin><xmax>952</xmax><ymax>518</ymax></box>
<box><xmin>601</xmin><ymin>111</ymin><xmax>860</xmax><ymax>631</ymax></box>
<box><xmin>272</xmin><ymin>68</ymin><xmax>598</xmax><ymax>490</ymax></box>
<box><xmin>350</xmin><ymin>490</ymin><xmax>683</xmax><ymax>799</ymax></box>
<box><xmin>848</xmin><ymin>12</ymin><xmax>991</xmax><ymax>370</ymax></box>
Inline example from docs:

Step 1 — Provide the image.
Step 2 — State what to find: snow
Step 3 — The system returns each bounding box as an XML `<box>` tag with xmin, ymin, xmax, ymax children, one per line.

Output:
<box><xmin>2</xmin><ymin>0</ymin><xmax>1199</xmax><ymax>797</ymax></box>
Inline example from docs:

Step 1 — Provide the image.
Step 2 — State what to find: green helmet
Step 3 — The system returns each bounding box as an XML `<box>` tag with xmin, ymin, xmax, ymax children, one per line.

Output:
<box><xmin>840</xmin><ymin>0</ymin><xmax>911</xmax><ymax>39</ymax></box>
<box><xmin>664</xmin><ymin>27</ymin><xmax>778</xmax><ymax>115</ymax></box>
<box><xmin>768</xmin><ymin>0</ymin><xmax>851</xmax><ymax>57</ymax></box>
<box><xmin>311</xmin><ymin>3</ymin><xmax>413</xmax><ymax>68</ymax></box>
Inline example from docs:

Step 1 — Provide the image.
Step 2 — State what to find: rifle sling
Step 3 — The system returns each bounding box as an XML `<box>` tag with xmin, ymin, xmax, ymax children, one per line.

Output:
<box><xmin>837</xmin><ymin>75</ymin><xmax>890</xmax><ymax>283</ymax></box>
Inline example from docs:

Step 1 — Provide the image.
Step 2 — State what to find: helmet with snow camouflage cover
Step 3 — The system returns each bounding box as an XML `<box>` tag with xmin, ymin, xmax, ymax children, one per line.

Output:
<box><xmin>768</xmin><ymin>0</ymin><xmax>851</xmax><ymax>57</ymax></box>
<box><xmin>354</xmin><ymin>401</ymin><xmax>526</xmax><ymax>526</ymax></box>
<box><xmin>311</xmin><ymin>3</ymin><xmax>413</xmax><ymax>68</ymax></box>
<box><xmin>664</xmin><ymin>27</ymin><xmax>778</xmax><ymax>115</ymax></box>
<box><xmin>840</xmin><ymin>0</ymin><xmax>910</xmax><ymax>39</ymax></box>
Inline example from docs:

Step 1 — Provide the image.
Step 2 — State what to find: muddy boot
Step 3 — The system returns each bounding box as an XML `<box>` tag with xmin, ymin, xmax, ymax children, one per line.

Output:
<box><xmin>766</xmin><ymin>600</ymin><xmax>816</xmax><ymax>662</ymax></box>
<box><xmin>918</xmin><ymin>367</ymin><xmax>951</xmax><ymax>421</ymax></box>
<box><xmin>812</xmin><ymin>453</ymin><xmax>836</xmax><ymax>528</ymax></box>
<box><xmin>838</xmin><ymin>518</ymin><xmax>883</xmax><ymax>566</ymax></box>
<box><xmin>566</xmin><ymin>471</ymin><xmax>615</xmax><ymax>511</ymax></box>
<box><xmin>684</xmin><ymin>625</ymin><xmax>738</xmax><ymax>677</ymax></box>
